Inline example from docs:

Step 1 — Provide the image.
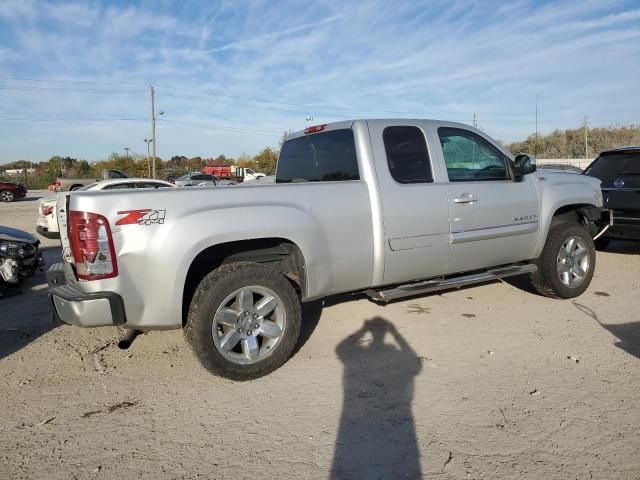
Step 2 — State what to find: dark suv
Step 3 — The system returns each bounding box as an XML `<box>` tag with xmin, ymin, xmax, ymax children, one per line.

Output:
<box><xmin>584</xmin><ymin>146</ymin><xmax>640</xmax><ymax>247</ymax></box>
<box><xmin>0</xmin><ymin>181</ymin><xmax>27</xmax><ymax>202</ymax></box>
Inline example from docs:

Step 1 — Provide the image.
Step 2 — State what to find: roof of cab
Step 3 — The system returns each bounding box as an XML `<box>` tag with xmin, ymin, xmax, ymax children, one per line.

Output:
<box><xmin>284</xmin><ymin>118</ymin><xmax>475</xmax><ymax>142</ymax></box>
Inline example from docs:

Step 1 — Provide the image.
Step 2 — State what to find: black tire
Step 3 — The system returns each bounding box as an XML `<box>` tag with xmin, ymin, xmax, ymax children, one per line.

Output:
<box><xmin>531</xmin><ymin>221</ymin><xmax>596</xmax><ymax>299</ymax></box>
<box><xmin>70</xmin><ymin>185</ymin><xmax>83</xmax><ymax>191</ymax></box>
<box><xmin>594</xmin><ymin>237</ymin><xmax>610</xmax><ymax>250</ymax></box>
<box><xmin>0</xmin><ymin>190</ymin><xmax>15</xmax><ymax>202</ymax></box>
<box><xmin>184</xmin><ymin>262</ymin><xmax>302</xmax><ymax>381</ymax></box>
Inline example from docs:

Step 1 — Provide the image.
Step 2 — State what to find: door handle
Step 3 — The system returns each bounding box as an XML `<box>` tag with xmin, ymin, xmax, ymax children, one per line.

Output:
<box><xmin>453</xmin><ymin>194</ymin><xmax>478</xmax><ymax>204</ymax></box>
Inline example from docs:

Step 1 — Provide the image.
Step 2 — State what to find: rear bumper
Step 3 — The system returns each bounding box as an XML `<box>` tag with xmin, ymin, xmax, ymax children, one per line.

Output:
<box><xmin>47</xmin><ymin>262</ymin><xmax>126</xmax><ymax>327</ymax></box>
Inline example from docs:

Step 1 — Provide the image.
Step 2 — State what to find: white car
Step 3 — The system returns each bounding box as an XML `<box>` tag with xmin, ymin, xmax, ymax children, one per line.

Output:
<box><xmin>36</xmin><ymin>178</ymin><xmax>175</xmax><ymax>239</ymax></box>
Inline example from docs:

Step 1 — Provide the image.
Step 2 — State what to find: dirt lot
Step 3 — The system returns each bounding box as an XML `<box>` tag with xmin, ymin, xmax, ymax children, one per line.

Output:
<box><xmin>1</xmin><ymin>191</ymin><xmax>639</xmax><ymax>479</ymax></box>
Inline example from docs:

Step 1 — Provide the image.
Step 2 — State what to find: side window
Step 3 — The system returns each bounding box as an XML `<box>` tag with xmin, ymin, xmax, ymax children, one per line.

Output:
<box><xmin>192</xmin><ymin>174</ymin><xmax>206</xmax><ymax>181</ymax></box>
<box><xmin>383</xmin><ymin>126</ymin><xmax>433</xmax><ymax>184</ymax></box>
<box><xmin>438</xmin><ymin>127</ymin><xmax>509</xmax><ymax>182</ymax></box>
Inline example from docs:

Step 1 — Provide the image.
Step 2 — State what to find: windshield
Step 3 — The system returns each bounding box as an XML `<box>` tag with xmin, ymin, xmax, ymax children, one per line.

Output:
<box><xmin>586</xmin><ymin>153</ymin><xmax>640</xmax><ymax>176</ymax></box>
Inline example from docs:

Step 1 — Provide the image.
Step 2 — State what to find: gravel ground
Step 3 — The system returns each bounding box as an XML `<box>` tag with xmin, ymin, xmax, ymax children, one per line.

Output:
<box><xmin>1</xmin><ymin>191</ymin><xmax>639</xmax><ymax>479</ymax></box>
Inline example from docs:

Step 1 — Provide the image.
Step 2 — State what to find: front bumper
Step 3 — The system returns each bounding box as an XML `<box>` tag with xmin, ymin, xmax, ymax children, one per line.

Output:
<box><xmin>603</xmin><ymin>209</ymin><xmax>640</xmax><ymax>240</ymax></box>
<box><xmin>47</xmin><ymin>262</ymin><xmax>126</xmax><ymax>327</ymax></box>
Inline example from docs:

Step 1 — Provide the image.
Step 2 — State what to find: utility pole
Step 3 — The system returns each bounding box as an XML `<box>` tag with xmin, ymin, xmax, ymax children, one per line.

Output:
<box><xmin>144</xmin><ymin>138</ymin><xmax>153</xmax><ymax>178</ymax></box>
<box><xmin>534</xmin><ymin>94</ymin><xmax>538</xmax><ymax>157</ymax></box>
<box><xmin>151</xmin><ymin>85</ymin><xmax>157</xmax><ymax>179</ymax></box>
<box><xmin>124</xmin><ymin>147</ymin><xmax>130</xmax><ymax>159</ymax></box>
<box><xmin>473</xmin><ymin>112</ymin><xmax>477</xmax><ymax>128</ymax></box>
<box><xmin>584</xmin><ymin>115</ymin><xmax>589</xmax><ymax>160</ymax></box>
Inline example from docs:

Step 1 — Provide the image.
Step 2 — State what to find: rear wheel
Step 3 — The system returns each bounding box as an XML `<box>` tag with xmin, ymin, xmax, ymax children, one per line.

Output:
<box><xmin>185</xmin><ymin>262</ymin><xmax>302</xmax><ymax>380</ymax></box>
<box><xmin>0</xmin><ymin>190</ymin><xmax>15</xmax><ymax>202</ymax></box>
<box><xmin>531</xmin><ymin>221</ymin><xmax>596</xmax><ymax>298</ymax></box>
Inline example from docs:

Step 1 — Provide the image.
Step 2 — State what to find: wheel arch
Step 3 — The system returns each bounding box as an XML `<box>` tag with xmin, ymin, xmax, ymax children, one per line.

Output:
<box><xmin>552</xmin><ymin>203</ymin><xmax>601</xmax><ymax>230</ymax></box>
<box><xmin>181</xmin><ymin>237</ymin><xmax>307</xmax><ymax>327</ymax></box>
<box><xmin>534</xmin><ymin>201</ymin><xmax>601</xmax><ymax>258</ymax></box>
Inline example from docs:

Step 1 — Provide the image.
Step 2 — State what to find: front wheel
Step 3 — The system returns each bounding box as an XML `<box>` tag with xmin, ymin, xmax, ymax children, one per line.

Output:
<box><xmin>185</xmin><ymin>262</ymin><xmax>302</xmax><ymax>380</ymax></box>
<box><xmin>0</xmin><ymin>190</ymin><xmax>15</xmax><ymax>202</ymax></box>
<box><xmin>531</xmin><ymin>221</ymin><xmax>596</xmax><ymax>298</ymax></box>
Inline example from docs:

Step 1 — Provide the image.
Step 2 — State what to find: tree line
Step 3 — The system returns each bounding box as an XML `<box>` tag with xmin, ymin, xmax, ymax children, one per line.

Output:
<box><xmin>0</xmin><ymin>147</ymin><xmax>279</xmax><ymax>189</ymax></box>
<box><xmin>507</xmin><ymin>124</ymin><xmax>640</xmax><ymax>159</ymax></box>
<box><xmin>2</xmin><ymin>124</ymin><xmax>639</xmax><ymax>189</ymax></box>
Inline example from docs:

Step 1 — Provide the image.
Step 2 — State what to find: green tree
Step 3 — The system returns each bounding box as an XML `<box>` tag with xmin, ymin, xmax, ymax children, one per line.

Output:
<box><xmin>77</xmin><ymin>160</ymin><xmax>93</xmax><ymax>177</ymax></box>
<box><xmin>253</xmin><ymin>147</ymin><xmax>278</xmax><ymax>175</ymax></box>
<box><xmin>235</xmin><ymin>153</ymin><xmax>256</xmax><ymax>169</ymax></box>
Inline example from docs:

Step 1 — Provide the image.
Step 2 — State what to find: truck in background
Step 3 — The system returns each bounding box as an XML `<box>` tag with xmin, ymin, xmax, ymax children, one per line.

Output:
<box><xmin>202</xmin><ymin>165</ymin><xmax>265</xmax><ymax>182</ymax></box>
<box><xmin>55</xmin><ymin>169</ymin><xmax>128</xmax><ymax>191</ymax></box>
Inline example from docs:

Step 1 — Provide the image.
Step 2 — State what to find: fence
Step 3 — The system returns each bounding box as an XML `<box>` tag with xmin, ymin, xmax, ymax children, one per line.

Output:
<box><xmin>536</xmin><ymin>158</ymin><xmax>594</xmax><ymax>170</ymax></box>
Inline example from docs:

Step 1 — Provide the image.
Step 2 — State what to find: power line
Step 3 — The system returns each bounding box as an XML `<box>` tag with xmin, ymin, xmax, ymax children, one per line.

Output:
<box><xmin>0</xmin><ymin>116</ymin><xmax>146</xmax><ymax>121</ymax></box>
<box><xmin>0</xmin><ymin>76</ymin><xmax>602</xmax><ymax>123</ymax></box>
<box><xmin>0</xmin><ymin>85</ymin><xmax>146</xmax><ymax>93</ymax></box>
<box><xmin>154</xmin><ymin>84</ymin><xmax>582</xmax><ymax>120</ymax></box>
<box><xmin>0</xmin><ymin>75</ymin><xmax>145</xmax><ymax>86</ymax></box>
<box><xmin>0</xmin><ymin>115</ymin><xmax>282</xmax><ymax>135</ymax></box>
<box><xmin>159</xmin><ymin>118</ymin><xmax>283</xmax><ymax>136</ymax></box>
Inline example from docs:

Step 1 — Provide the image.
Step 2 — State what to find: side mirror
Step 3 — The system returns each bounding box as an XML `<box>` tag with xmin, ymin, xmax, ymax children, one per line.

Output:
<box><xmin>513</xmin><ymin>154</ymin><xmax>536</xmax><ymax>180</ymax></box>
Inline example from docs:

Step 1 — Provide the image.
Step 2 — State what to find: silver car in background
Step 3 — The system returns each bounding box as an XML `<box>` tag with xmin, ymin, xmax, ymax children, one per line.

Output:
<box><xmin>36</xmin><ymin>178</ymin><xmax>175</xmax><ymax>239</ymax></box>
<box><xmin>174</xmin><ymin>172</ymin><xmax>238</xmax><ymax>187</ymax></box>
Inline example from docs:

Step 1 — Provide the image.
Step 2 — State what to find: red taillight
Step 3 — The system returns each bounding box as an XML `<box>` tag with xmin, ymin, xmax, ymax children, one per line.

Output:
<box><xmin>69</xmin><ymin>211</ymin><xmax>118</xmax><ymax>280</ymax></box>
<box><xmin>304</xmin><ymin>124</ymin><xmax>327</xmax><ymax>134</ymax></box>
<box><xmin>41</xmin><ymin>205</ymin><xmax>54</xmax><ymax>216</ymax></box>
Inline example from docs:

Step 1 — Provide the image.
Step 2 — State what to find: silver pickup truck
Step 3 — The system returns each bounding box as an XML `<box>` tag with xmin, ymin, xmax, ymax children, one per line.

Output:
<box><xmin>47</xmin><ymin>119</ymin><xmax>603</xmax><ymax>380</ymax></box>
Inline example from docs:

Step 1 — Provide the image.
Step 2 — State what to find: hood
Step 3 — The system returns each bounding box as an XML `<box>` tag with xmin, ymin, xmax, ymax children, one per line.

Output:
<box><xmin>0</xmin><ymin>226</ymin><xmax>39</xmax><ymax>244</ymax></box>
<box><xmin>537</xmin><ymin>170</ymin><xmax>600</xmax><ymax>185</ymax></box>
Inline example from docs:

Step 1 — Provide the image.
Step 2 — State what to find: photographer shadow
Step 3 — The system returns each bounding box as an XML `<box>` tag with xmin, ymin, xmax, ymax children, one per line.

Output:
<box><xmin>331</xmin><ymin>316</ymin><xmax>422</xmax><ymax>479</ymax></box>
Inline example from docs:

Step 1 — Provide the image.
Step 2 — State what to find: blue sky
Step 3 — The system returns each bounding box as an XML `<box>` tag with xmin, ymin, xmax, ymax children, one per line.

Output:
<box><xmin>0</xmin><ymin>0</ymin><xmax>639</xmax><ymax>163</ymax></box>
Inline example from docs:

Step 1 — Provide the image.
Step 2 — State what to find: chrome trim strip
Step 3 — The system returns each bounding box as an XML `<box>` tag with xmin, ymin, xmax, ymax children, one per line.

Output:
<box><xmin>451</xmin><ymin>221</ymin><xmax>539</xmax><ymax>244</ymax></box>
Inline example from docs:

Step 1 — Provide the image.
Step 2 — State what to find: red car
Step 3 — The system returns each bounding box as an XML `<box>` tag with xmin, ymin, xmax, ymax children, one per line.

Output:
<box><xmin>0</xmin><ymin>181</ymin><xmax>27</xmax><ymax>202</ymax></box>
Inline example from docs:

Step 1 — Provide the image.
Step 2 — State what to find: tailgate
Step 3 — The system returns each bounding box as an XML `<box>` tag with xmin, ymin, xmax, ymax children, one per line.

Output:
<box><xmin>56</xmin><ymin>193</ymin><xmax>73</xmax><ymax>262</ymax></box>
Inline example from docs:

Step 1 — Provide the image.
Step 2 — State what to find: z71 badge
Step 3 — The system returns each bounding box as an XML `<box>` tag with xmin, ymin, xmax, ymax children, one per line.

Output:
<box><xmin>116</xmin><ymin>209</ymin><xmax>166</xmax><ymax>226</ymax></box>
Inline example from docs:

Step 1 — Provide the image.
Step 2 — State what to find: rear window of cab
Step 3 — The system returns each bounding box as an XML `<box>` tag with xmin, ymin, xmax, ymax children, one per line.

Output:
<box><xmin>276</xmin><ymin>129</ymin><xmax>360</xmax><ymax>183</ymax></box>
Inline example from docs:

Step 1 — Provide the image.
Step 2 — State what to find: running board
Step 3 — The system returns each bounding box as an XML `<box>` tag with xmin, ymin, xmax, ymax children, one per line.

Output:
<box><xmin>365</xmin><ymin>262</ymin><xmax>538</xmax><ymax>303</ymax></box>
